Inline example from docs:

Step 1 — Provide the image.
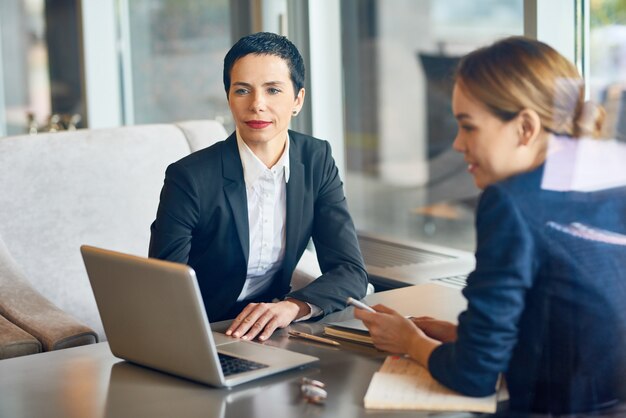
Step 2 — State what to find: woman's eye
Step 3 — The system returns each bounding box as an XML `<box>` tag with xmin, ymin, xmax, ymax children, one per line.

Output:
<box><xmin>268</xmin><ymin>87</ymin><xmax>281</xmax><ymax>95</ymax></box>
<box><xmin>234</xmin><ymin>88</ymin><xmax>249</xmax><ymax>95</ymax></box>
<box><xmin>460</xmin><ymin>125</ymin><xmax>475</xmax><ymax>132</ymax></box>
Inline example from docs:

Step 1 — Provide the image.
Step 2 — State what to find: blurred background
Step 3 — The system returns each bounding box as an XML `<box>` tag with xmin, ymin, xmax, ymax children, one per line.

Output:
<box><xmin>1</xmin><ymin>0</ymin><xmax>624</xmax><ymax>252</ymax></box>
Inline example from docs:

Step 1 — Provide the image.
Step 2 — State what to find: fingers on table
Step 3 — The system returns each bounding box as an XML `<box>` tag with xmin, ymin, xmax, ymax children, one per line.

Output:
<box><xmin>243</xmin><ymin>308</ymin><xmax>275</xmax><ymax>341</ymax></box>
<box><xmin>258</xmin><ymin>315</ymin><xmax>281</xmax><ymax>341</ymax></box>
<box><xmin>226</xmin><ymin>303</ymin><xmax>259</xmax><ymax>336</ymax></box>
<box><xmin>226</xmin><ymin>303</ymin><xmax>253</xmax><ymax>335</ymax></box>
<box><xmin>229</xmin><ymin>303</ymin><xmax>275</xmax><ymax>340</ymax></box>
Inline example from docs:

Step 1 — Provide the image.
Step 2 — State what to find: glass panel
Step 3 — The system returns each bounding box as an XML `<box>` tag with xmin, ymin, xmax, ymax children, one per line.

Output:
<box><xmin>340</xmin><ymin>0</ymin><xmax>524</xmax><ymax>251</ymax></box>
<box><xmin>124</xmin><ymin>0</ymin><xmax>234</xmax><ymax>131</ymax></box>
<box><xmin>0</xmin><ymin>0</ymin><xmax>50</xmax><ymax>136</ymax></box>
<box><xmin>589</xmin><ymin>0</ymin><xmax>626</xmax><ymax>141</ymax></box>
<box><xmin>0</xmin><ymin>0</ymin><xmax>84</xmax><ymax>136</ymax></box>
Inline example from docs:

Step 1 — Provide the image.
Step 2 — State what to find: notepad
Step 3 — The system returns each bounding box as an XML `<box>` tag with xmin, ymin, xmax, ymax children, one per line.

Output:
<box><xmin>323</xmin><ymin>319</ymin><xmax>373</xmax><ymax>345</ymax></box>
<box><xmin>364</xmin><ymin>356</ymin><xmax>502</xmax><ymax>413</ymax></box>
<box><xmin>324</xmin><ymin>317</ymin><xmax>420</xmax><ymax>346</ymax></box>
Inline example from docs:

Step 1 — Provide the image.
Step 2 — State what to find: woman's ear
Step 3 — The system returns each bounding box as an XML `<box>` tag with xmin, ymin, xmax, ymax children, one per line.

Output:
<box><xmin>294</xmin><ymin>88</ymin><xmax>306</xmax><ymax>113</ymax></box>
<box><xmin>517</xmin><ymin>109</ymin><xmax>542</xmax><ymax>146</ymax></box>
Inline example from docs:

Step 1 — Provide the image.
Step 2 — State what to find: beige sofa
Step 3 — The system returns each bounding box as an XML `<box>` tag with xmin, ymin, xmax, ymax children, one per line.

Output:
<box><xmin>0</xmin><ymin>120</ymin><xmax>229</xmax><ymax>358</ymax></box>
<box><xmin>0</xmin><ymin>119</ymin><xmax>327</xmax><ymax>359</ymax></box>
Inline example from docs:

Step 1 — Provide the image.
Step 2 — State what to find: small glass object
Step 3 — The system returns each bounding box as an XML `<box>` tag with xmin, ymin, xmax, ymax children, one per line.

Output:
<box><xmin>300</xmin><ymin>377</ymin><xmax>327</xmax><ymax>404</ymax></box>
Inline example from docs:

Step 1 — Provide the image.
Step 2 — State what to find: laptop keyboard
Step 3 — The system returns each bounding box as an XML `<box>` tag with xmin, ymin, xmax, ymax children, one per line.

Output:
<box><xmin>218</xmin><ymin>353</ymin><xmax>269</xmax><ymax>376</ymax></box>
<box><xmin>432</xmin><ymin>274</ymin><xmax>468</xmax><ymax>288</ymax></box>
<box><xmin>358</xmin><ymin>235</ymin><xmax>455</xmax><ymax>268</ymax></box>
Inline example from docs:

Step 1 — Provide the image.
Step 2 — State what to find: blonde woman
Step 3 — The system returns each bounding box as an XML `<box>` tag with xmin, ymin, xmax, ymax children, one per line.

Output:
<box><xmin>356</xmin><ymin>36</ymin><xmax>626</xmax><ymax>415</ymax></box>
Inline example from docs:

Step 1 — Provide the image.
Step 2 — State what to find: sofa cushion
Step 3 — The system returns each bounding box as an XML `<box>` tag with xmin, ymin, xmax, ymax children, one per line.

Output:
<box><xmin>0</xmin><ymin>314</ymin><xmax>41</xmax><ymax>359</ymax></box>
<box><xmin>0</xmin><ymin>278</ymin><xmax>98</xmax><ymax>351</ymax></box>
<box><xmin>175</xmin><ymin>120</ymin><xmax>228</xmax><ymax>152</ymax></box>
<box><xmin>0</xmin><ymin>234</ymin><xmax>98</xmax><ymax>351</ymax></box>
<box><xmin>0</xmin><ymin>121</ymin><xmax>227</xmax><ymax>340</ymax></box>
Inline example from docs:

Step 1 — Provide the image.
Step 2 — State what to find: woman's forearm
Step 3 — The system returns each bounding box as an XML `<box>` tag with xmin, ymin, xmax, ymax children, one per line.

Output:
<box><xmin>407</xmin><ymin>332</ymin><xmax>441</xmax><ymax>368</ymax></box>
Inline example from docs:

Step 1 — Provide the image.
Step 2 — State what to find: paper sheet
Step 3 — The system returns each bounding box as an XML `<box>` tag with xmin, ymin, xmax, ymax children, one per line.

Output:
<box><xmin>364</xmin><ymin>356</ymin><xmax>501</xmax><ymax>413</ymax></box>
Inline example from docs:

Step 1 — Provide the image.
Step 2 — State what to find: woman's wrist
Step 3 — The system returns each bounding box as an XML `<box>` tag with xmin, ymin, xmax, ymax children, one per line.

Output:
<box><xmin>281</xmin><ymin>298</ymin><xmax>311</xmax><ymax>320</ymax></box>
<box><xmin>407</xmin><ymin>332</ymin><xmax>441</xmax><ymax>368</ymax></box>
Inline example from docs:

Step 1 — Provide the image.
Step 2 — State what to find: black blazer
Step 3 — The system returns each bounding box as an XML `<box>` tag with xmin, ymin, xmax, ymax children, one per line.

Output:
<box><xmin>149</xmin><ymin>130</ymin><xmax>368</xmax><ymax>320</ymax></box>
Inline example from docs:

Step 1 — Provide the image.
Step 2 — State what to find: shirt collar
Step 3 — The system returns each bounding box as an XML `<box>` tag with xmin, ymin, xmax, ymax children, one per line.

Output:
<box><xmin>236</xmin><ymin>131</ymin><xmax>291</xmax><ymax>187</ymax></box>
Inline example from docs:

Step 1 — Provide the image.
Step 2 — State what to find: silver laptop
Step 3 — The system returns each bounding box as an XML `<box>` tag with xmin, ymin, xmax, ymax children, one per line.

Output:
<box><xmin>357</xmin><ymin>231</ymin><xmax>475</xmax><ymax>288</ymax></box>
<box><xmin>80</xmin><ymin>245</ymin><xmax>318</xmax><ymax>387</ymax></box>
<box><xmin>104</xmin><ymin>360</ymin><xmax>285</xmax><ymax>418</ymax></box>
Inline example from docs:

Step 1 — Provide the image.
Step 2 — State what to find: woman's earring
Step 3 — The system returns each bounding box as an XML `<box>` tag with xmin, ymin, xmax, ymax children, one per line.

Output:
<box><xmin>292</xmin><ymin>110</ymin><xmax>298</xmax><ymax>116</ymax></box>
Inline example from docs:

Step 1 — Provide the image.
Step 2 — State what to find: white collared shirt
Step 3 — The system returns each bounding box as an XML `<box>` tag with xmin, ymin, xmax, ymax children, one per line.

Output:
<box><xmin>236</xmin><ymin>132</ymin><xmax>289</xmax><ymax>301</ymax></box>
<box><xmin>235</xmin><ymin>132</ymin><xmax>321</xmax><ymax>320</ymax></box>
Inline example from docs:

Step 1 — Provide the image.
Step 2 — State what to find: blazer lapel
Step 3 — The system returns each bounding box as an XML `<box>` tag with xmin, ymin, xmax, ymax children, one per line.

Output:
<box><xmin>222</xmin><ymin>134</ymin><xmax>249</xmax><ymax>264</ymax></box>
<box><xmin>284</xmin><ymin>136</ymin><xmax>304</xmax><ymax>280</ymax></box>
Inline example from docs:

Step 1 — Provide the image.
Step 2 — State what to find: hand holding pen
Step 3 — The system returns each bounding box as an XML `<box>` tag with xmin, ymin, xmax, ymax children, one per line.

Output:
<box><xmin>346</xmin><ymin>297</ymin><xmax>376</xmax><ymax>312</ymax></box>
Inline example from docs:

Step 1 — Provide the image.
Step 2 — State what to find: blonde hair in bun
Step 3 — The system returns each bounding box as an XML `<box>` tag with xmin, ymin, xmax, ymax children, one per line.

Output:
<box><xmin>456</xmin><ymin>36</ymin><xmax>605</xmax><ymax>139</ymax></box>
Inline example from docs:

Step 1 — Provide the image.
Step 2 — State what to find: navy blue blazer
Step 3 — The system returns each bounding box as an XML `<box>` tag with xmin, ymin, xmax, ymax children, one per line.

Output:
<box><xmin>428</xmin><ymin>165</ymin><xmax>626</xmax><ymax>414</ymax></box>
<box><xmin>149</xmin><ymin>130</ymin><xmax>368</xmax><ymax>321</ymax></box>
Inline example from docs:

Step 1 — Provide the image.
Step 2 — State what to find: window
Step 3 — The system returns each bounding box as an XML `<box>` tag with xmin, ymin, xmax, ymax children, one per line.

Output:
<box><xmin>120</xmin><ymin>0</ymin><xmax>234</xmax><ymax>131</ymax></box>
<box><xmin>340</xmin><ymin>0</ymin><xmax>524</xmax><ymax>251</ymax></box>
<box><xmin>589</xmin><ymin>0</ymin><xmax>626</xmax><ymax>141</ymax></box>
<box><xmin>0</xmin><ymin>0</ymin><xmax>83</xmax><ymax>136</ymax></box>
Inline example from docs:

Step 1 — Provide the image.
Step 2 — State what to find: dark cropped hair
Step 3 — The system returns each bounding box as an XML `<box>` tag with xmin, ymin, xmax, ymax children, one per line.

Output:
<box><xmin>223</xmin><ymin>32</ymin><xmax>305</xmax><ymax>98</ymax></box>
<box><xmin>456</xmin><ymin>36</ymin><xmax>604</xmax><ymax>138</ymax></box>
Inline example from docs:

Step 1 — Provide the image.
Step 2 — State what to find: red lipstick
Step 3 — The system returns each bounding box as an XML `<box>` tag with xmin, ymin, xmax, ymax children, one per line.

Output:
<box><xmin>246</xmin><ymin>120</ymin><xmax>271</xmax><ymax>129</ymax></box>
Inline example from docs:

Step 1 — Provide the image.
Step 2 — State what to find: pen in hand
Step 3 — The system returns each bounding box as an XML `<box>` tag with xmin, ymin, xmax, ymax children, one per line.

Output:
<box><xmin>346</xmin><ymin>297</ymin><xmax>376</xmax><ymax>313</ymax></box>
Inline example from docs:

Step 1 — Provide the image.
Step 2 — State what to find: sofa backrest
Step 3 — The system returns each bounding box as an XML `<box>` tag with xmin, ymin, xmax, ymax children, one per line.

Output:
<box><xmin>0</xmin><ymin>120</ymin><xmax>227</xmax><ymax>339</ymax></box>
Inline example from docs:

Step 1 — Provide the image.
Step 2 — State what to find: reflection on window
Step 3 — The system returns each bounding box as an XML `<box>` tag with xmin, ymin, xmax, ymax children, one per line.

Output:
<box><xmin>590</xmin><ymin>0</ymin><xmax>626</xmax><ymax>141</ymax></box>
<box><xmin>1</xmin><ymin>0</ymin><xmax>51</xmax><ymax>135</ymax></box>
<box><xmin>1</xmin><ymin>0</ymin><xmax>84</xmax><ymax>136</ymax></box>
<box><xmin>340</xmin><ymin>0</ymin><xmax>523</xmax><ymax>251</ymax></box>
<box><xmin>124</xmin><ymin>0</ymin><xmax>233</xmax><ymax>131</ymax></box>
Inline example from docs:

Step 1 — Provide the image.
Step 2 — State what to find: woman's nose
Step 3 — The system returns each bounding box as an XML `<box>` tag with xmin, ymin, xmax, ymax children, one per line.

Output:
<box><xmin>452</xmin><ymin>133</ymin><xmax>465</xmax><ymax>153</ymax></box>
<box><xmin>249</xmin><ymin>92</ymin><xmax>266</xmax><ymax>112</ymax></box>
